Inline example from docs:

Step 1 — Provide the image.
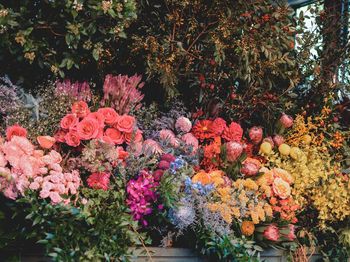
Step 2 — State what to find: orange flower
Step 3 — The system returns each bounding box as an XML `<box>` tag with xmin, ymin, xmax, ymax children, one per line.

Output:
<box><xmin>241</xmin><ymin>221</ymin><xmax>255</xmax><ymax>236</ymax></box>
<box><xmin>37</xmin><ymin>136</ymin><xmax>56</xmax><ymax>149</ymax></box>
<box><xmin>192</xmin><ymin>171</ymin><xmax>212</xmax><ymax>185</ymax></box>
<box><xmin>192</xmin><ymin>120</ymin><xmax>215</xmax><ymax>140</ymax></box>
<box><xmin>272</xmin><ymin>177</ymin><xmax>291</xmax><ymax>199</ymax></box>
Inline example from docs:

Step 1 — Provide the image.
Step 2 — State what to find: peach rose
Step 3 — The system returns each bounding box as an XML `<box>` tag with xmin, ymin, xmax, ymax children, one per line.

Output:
<box><xmin>76</xmin><ymin>118</ymin><xmax>99</xmax><ymax>140</ymax></box>
<box><xmin>105</xmin><ymin>128</ymin><xmax>124</xmax><ymax>145</ymax></box>
<box><xmin>37</xmin><ymin>136</ymin><xmax>56</xmax><ymax>149</ymax></box>
<box><xmin>60</xmin><ymin>114</ymin><xmax>78</xmax><ymax>130</ymax></box>
<box><xmin>98</xmin><ymin>108</ymin><xmax>119</xmax><ymax>125</ymax></box>
<box><xmin>272</xmin><ymin>177</ymin><xmax>291</xmax><ymax>199</ymax></box>
<box><xmin>272</xmin><ymin>168</ymin><xmax>294</xmax><ymax>184</ymax></box>
<box><xmin>6</xmin><ymin>125</ymin><xmax>27</xmax><ymax>140</ymax></box>
<box><xmin>115</xmin><ymin>115</ymin><xmax>135</xmax><ymax>133</ymax></box>
<box><xmin>64</xmin><ymin>131</ymin><xmax>81</xmax><ymax>147</ymax></box>
<box><xmin>71</xmin><ymin>101</ymin><xmax>90</xmax><ymax>118</ymax></box>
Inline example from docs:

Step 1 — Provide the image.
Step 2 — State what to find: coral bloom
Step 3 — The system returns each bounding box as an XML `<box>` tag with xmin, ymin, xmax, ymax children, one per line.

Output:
<box><xmin>37</xmin><ymin>136</ymin><xmax>56</xmax><ymax>149</ymax></box>
<box><xmin>115</xmin><ymin>115</ymin><xmax>136</xmax><ymax>133</ymax></box>
<box><xmin>210</xmin><ymin>117</ymin><xmax>227</xmax><ymax>136</ymax></box>
<box><xmin>87</xmin><ymin>172</ymin><xmax>111</xmax><ymax>191</ymax></box>
<box><xmin>60</xmin><ymin>114</ymin><xmax>78</xmax><ymax>130</ymax></box>
<box><xmin>6</xmin><ymin>125</ymin><xmax>27</xmax><ymax>141</ymax></box>
<box><xmin>192</xmin><ymin>120</ymin><xmax>215</xmax><ymax>140</ymax></box>
<box><xmin>105</xmin><ymin>128</ymin><xmax>124</xmax><ymax>145</ymax></box>
<box><xmin>71</xmin><ymin>101</ymin><xmax>90</xmax><ymax>118</ymax></box>
<box><xmin>192</xmin><ymin>171</ymin><xmax>212</xmax><ymax>185</ymax></box>
<box><xmin>64</xmin><ymin>131</ymin><xmax>81</xmax><ymax>147</ymax></box>
<box><xmin>272</xmin><ymin>177</ymin><xmax>291</xmax><ymax>199</ymax></box>
<box><xmin>76</xmin><ymin>118</ymin><xmax>99</xmax><ymax>140</ymax></box>
<box><xmin>97</xmin><ymin>107</ymin><xmax>119</xmax><ymax>125</ymax></box>
<box><xmin>222</xmin><ymin>122</ymin><xmax>243</xmax><ymax>142</ymax></box>
<box><xmin>263</xmin><ymin>224</ymin><xmax>280</xmax><ymax>241</ymax></box>
<box><xmin>241</xmin><ymin>221</ymin><xmax>255</xmax><ymax>236</ymax></box>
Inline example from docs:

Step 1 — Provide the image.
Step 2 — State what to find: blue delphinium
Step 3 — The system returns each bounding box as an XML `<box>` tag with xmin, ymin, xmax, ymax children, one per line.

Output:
<box><xmin>169</xmin><ymin>156</ymin><xmax>186</xmax><ymax>174</ymax></box>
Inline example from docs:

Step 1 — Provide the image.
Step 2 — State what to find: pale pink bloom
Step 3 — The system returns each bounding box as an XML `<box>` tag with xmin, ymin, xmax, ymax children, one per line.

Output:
<box><xmin>175</xmin><ymin>117</ymin><xmax>192</xmax><ymax>133</ymax></box>
<box><xmin>159</xmin><ymin>129</ymin><xmax>176</xmax><ymax>141</ymax></box>
<box><xmin>0</xmin><ymin>151</ymin><xmax>8</xmax><ymax>167</ymax></box>
<box><xmin>42</xmin><ymin>181</ymin><xmax>53</xmax><ymax>192</ymax></box>
<box><xmin>287</xmin><ymin>224</ymin><xmax>296</xmax><ymax>241</ymax></box>
<box><xmin>81</xmin><ymin>198</ymin><xmax>88</xmax><ymax>205</ymax></box>
<box><xmin>40</xmin><ymin>190</ymin><xmax>50</xmax><ymax>199</ymax></box>
<box><xmin>226</xmin><ymin>142</ymin><xmax>243</xmax><ymax>162</ymax></box>
<box><xmin>280</xmin><ymin>113</ymin><xmax>293</xmax><ymax>128</ymax></box>
<box><xmin>49</xmin><ymin>191</ymin><xmax>62</xmax><ymax>204</ymax></box>
<box><xmin>3</xmin><ymin>184</ymin><xmax>18</xmax><ymax>200</ymax></box>
<box><xmin>29</xmin><ymin>182</ymin><xmax>40</xmax><ymax>190</ymax></box>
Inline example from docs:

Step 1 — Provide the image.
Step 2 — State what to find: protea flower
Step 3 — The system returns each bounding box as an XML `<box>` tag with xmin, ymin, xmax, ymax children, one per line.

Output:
<box><xmin>249</xmin><ymin>126</ymin><xmax>263</xmax><ymax>144</ymax></box>
<box><xmin>226</xmin><ymin>141</ymin><xmax>243</xmax><ymax>162</ymax></box>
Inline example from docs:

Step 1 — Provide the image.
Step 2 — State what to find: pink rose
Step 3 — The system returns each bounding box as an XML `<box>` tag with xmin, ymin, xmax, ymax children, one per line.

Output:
<box><xmin>175</xmin><ymin>117</ymin><xmax>192</xmax><ymax>133</ymax></box>
<box><xmin>6</xmin><ymin>125</ymin><xmax>27</xmax><ymax>141</ymax></box>
<box><xmin>86</xmin><ymin>112</ymin><xmax>105</xmax><ymax>127</ymax></box>
<box><xmin>115</xmin><ymin>115</ymin><xmax>136</xmax><ymax>133</ymax></box>
<box><xmin>104</xmin><ymin>128</ymin><xmax>124</xmax><ymax>145</ymax></box>
<box><xmin>263</xmin><ymin>224</ymin><xmax>280</xmax><ymax>241</ymax></box>
<box><xmin>29</xmin><ymin>182</ymin><xmax>40</xmax><ymax>190</ymax></box>
<box><xmin>226</xmin><ymin>142</ymin><xmax>243</xmax><ymax>162</ymax></box>
<box><xmin>98</xmin><ymin>108</ymin><xmax>119</xmax><ymax>125</ymax></box>
<box><xmin>71</xmin><ymin>101</ymin><xmax>90</xmax><ymax>118</ymax></box>
<box><xmin>76</xmin><ymin>118</ymin><xmax>99</xmax><ymax>140</ymax></box>
<box><xmin>249</xmin><ymin>126</ymin><xmax>263</xmax><ymax>144</ymax></box>
<box><xmin>124</xmin><ymin>129</ymin><xmax>143</xmax><ymax>144</ymax></box>
<box><xmin>64</xmin><ymin>131</ymin><xmax>81</xmax><ymax>147</ymax></box>
<box><xmin>60</xmin><ymin>114</ymin><xmax>78</xmax><ymax>130</ymax></box>
<box><xmin>280</xmin><ymin>113</ymin><xmax>293</xmax><ymax>128</ymax></box>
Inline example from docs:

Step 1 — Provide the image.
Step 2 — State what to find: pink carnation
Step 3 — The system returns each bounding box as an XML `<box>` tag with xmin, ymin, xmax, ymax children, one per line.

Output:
<box><xmin>175</xmin><ymin>117</ymin><xmax>192</xmax><ymax>133</ymax></box>
<box><xmin>87</xmin><ymin>172</ymin><xmax>111</xmax><ymax>191</ymax></box>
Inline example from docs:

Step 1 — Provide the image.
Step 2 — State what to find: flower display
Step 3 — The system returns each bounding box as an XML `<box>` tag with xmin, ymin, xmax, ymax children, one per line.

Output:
<box><xmin>87</xmin><ymin>172</ymin><xmax>111</xmax><ymax>191</ymax></box>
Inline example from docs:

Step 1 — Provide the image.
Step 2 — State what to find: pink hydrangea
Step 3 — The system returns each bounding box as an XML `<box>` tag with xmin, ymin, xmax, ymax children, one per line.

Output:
<box><xmin>175</xmin><ymin>117</ymin><xmax>192</xmax><ymax>133</ymax></box>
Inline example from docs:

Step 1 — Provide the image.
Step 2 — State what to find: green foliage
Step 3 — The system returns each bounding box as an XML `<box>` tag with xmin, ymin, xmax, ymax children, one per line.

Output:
<box><xmin>0</xmin><ymin>0</ymin><xmax>137</xmax><ymax>82</ymax></box>
<box><xmin>130</xmin><ymin>0</ymin><xmax>298</xmax><ymax>123</ymax></box>
<box><xmin>13</xmin><ymin>176</ymin><xmax>147</xmax><ymax>262</ymax></box>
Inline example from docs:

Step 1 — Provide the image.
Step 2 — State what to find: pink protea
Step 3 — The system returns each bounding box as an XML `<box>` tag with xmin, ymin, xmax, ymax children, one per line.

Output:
<box><xmin>241</xmin><ymin>157</ymin><xmax>261</xmax><ymax>176</ymax></box>
<box><xmin>263</xmin><ymin>136</ymin><xmax>274</xmax><ymax>147</ymax></box>
<box><xmin>101</xmin><ymin>74</ymin><xmax>144</xmax><ymax>115</ymax></box>
<box><xmin>273</xmin><ymin>135</ymin><xmax>285</xmax><ymax>147</ymax></box>
<box><xmin>286</xmin><ymin>224</ymin><xmax>296</xmax><ymax>241</ymax></box>
<box><xmin>249</xmin><ymin>126</ymin><xmax>263</xmax><ymax>144</ymax></box>
<box><xmin>175</xmin><ymin>117</ymin><xmax>192</xmax><ymax>133</ymax></box>
<box><xmin>263</xmin><ymin>224</ymin><xmax>280</xmax><ymax>241</ymax></box>
<box><xmin>226</xmin><ymin>141</ymin><xmax>243</xmax><ymax>162</ymax></box>
<box><xmin>87</xmin><ymin>172</ymin><xmax>110</xmax><ymax>191</ymax></box>
<box><xmin>280</xmin><ymin>113</ymin><xmax>293</xmax><ymax>128</ymax></box>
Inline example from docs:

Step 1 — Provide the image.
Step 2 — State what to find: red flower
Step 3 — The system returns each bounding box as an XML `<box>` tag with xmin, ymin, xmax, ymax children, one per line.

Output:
<box><xmin>222</xmin><ymin>122</ymin><xmax>243</xmax><ymax>142</ymax></box>
<box><xmin>192</xmin><ymin>120</ymin><xmax>215</xmax><ymax>140</ymax></box>
<box><xmin>87</xmin><ymin>172</ymin><xmax>111</xmax><ymax>191</ymax></box>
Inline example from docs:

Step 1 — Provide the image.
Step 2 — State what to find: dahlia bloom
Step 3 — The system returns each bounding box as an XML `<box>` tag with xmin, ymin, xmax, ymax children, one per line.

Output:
<box><xmin>181</xmin><ymin>133</ymin><xmax>199</xmax><ymax>153</ymax></box>
<box><xmin>175</xmin><ymin>117</ymin><xmax>192</xmax><ymax>133</ymax></box>
<box><xmin>191</xmin><ymin>120</ymin><xmax>215</xmax><ymax>140</ymax></box>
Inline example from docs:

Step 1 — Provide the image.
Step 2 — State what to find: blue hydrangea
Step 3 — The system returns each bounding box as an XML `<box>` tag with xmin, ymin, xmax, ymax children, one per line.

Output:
<box><xmin>169</xmin><ymin>156</ymin><xmax>186</xmax><ymax>174</ymax></box>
